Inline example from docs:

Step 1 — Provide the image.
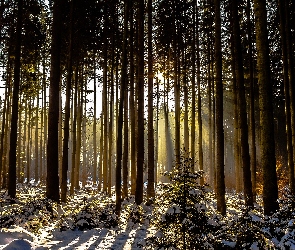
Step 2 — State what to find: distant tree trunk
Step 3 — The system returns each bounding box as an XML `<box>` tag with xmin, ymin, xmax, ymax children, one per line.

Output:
<box><xmin>74</xmin><ymin>80</ymin><xmax>83</xmax><ymax>190</ymax></box>
<box><xmin>183</xmin><ymin>53</ymin><xmax>189</xmax><ymax>155</ymax></box>
<box><xmin>102</xmin><ymin>7</ymin><xmax>109</xmax><ymax>193</ymax></box>
<box><xmin>122</xmin><ymin>84</ymin><xmax>129</xmax><ymax>198</ymax></box>
<box><xmin>58</xmin><ymin>81</ymin><xmax>62</xmax><ymax>184</ymax></box>
<box><xmin>46</xmin><ymin>0</ymin><xmax>64</xmax><ymax>202</ymax></box>
<box><xmin>191</xmin><ymin>1</ymin><xmax>196</xmax><ymax>166</ymax></box>
<box><xmin>93</xmin><ymin>55</ymin><xmax>97</xmax><ymax>186</ymax></box>
<box><xmin>196</xmin><ymin>5</ymin><xmax>204</xmax><ymax>185</ymax></box>
<box><xmin>214</xmin><ymin>0</ymin><xmax>226</xmax><ymax>215</ymax></box>
<box><xmin>135</xmin><ymin>0</ymin><xmax>145</xmax><ymax>205</ymax></box>
<box><xmin>147</xmin><ymin>0</ymin><xmax>155</xmax><ymax>200</ymax></box>
<box><xmin>254</xmin><ymin>0</ymin><xmax>279</xmax><ymax>215</ymax></box>
<box><xmin>116</xmin><ymin>0</ymin><xmax>129</xmax><ymax>213</ymax></box>
<box><xmin>21</xmin><ymin>98</ymin><xmax>27</xmax><ymax>184</ymax></box>
<box><xmin>42</xmin><ymin>61</ymin><xmax>47</xmax><ymax>182</ymax></box>
<box><xmin>208</xmin><ymin>44</ymin><xmax>214</xmax><ymax>188</ymax></box>
<box><xmin>232</xmin><ymin>0</ymin><xmax>253</xmax><ymax>207</ymax></box>
<box><xmin>35</xmin><ymin>94</ymin><xmax>39</xmax><ymax>182</ymax></box>
<box><xmin>8</xmin><ymin>0</ymin><xmax>23</xmax><ymax>198</ymax></box>
<box><xmin>17</xmin><ymin>97</ymin><xmax>22</xmax><ymax>183</ymax></box>
<box><xmin>129</xmin><ymin>2</ymin><xmax>136</xmax><ymax>195</ymax></box>
<box><xmin>82</xmin><ymin>96</ymin><xmax>87</xmax><ymax>187</ymax></box>
<box><xmin>108</xmin><ymin>39</ymin><xmax>115</xmax><ymax>195</ymax></box>
<box><xmin>231</xmin><ymin>42</ymin><xmax>242</xmax><ymax>192</ymax></box>
<box><xmin>99</xmin><ymin>113</ymin><xmax>103</xmax><ymax>191</ymax></box>
<box><xmin>155</xmin><ymin>77</ymin><xmax>159</xmax><ymax>184</ymax></box>
<box><xmin>70</xmin><ymin>68</ymin><xmax>78</xmax><ymax>195</ymax></box>
<box><xmin>26</xmin><ymin>100</ymin><xmax>32</xmax><ymax>184</ymax></box>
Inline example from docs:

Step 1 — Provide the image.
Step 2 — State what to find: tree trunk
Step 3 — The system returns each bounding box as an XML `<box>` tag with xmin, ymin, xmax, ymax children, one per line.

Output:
<box><xmin>232</xmin><ymin>0</ymin><xmax>253</xmax><ymax>207</ymax></box>
<box><xmin>129</xmin><ymin>2</ymin><xmax>136</xmax><ymax>195</ymax></box>
<box><xmin>135</xmin><ymin>0</ymin><xmax>145</xmax><ymax>205</ymax></box>
<box><xmin>191</xmin><ymin>1</ymin><xmax>196</xmax><ymax>167</ymax></box>
<box><xmin>196</xmin><ymin>4</ymin><xmax>204</xmax><ymax>185</ymax></box>
<box><xmin>116</xmin><ymin>0</ymin><xmax>129</xmax><ymax>213</ymax></box>
<box><xmin>93</xmin><ymin>55</ymin><xmax>97</xmax><ymax>186</ymax></box>
<box><xmin>34</xmin><ymin>94</ymin><xmax>39</xmax><ymax>183</ymax></box>
<box><xmin>214</xmin><ymin>0</ymin><xmax>226</xmax><ymax>215</ymax></box>
<box><xmin>46</xmin><ymin>0</ymin><xmax>64</xmax><ymax>202</ymax></box>
<box><xmin>61</xmin><ymin>0</ymin><xmax>74</xmax><ymax>202</ymax></box>
<box><xmin>246</xmin><ymin>0</ymin><xmax>257</xmax><ymax>202</ymax></box>
<box><xmin>8</xmin><ymin>0</ymin><xmax>23</xmax><ymax>198</ymax></box>
<box><xmin>123</xmin><ymin>85</ymin><xmax>129</xmax><ymax>198</ymax></box>
<box><xmin>74</xmin><ymin>79</ymin><xmax>83</xmax><ymax>190</ymax></box>
<box><xmin>70</xmin><ymin>68</ymin><xmax>78</xmax><ymax>195</ymax></box>
<box><xmin>254</xmin><ymin>0</ymin><xmax>279</xmax><ymax>215</ymax></box>
<box><xmin>147</xmin><ymin>0</ymin><xmax>155</xmax><ymax>200</ymax></box>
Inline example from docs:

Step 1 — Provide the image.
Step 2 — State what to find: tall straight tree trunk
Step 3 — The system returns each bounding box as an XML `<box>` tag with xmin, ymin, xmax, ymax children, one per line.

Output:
<box><xmin>58</xmin><ymin>81</ymin><xmax>63</xmax><ymax>184</ymax></box>
<box><xmin>247</xmin><ymin>0</ymin><xmax>257</xmax><ymax>201</ymax></box>
<box><xmin>99</xmin><ymin>114</ymin><xmax>103</xmax><ymax>191</ymax></box>
<box><xmin>0</xmin><ymin>58</ymin><xmax>11</xmax><ymax>187</ymax></box>
<box><xmin>116</xmin><ymin>0</ymin><xmax>129</xmax><ymax>213</ymax></box>
<box><xmin>278</xmin><ymin>0</ymin><xmax>294</xmax><ymax>193</ymax></box>
<box><xmin>232</xmin><ymin>0</ymin><xmax>253</xmax><ymax>207</ymax></box>
<box><xmin>135</xmin><ymin>0</ymin><xmax>145</xmax><ymax>205</ymax></box>
<box><xmin>231</xmin><ymin>42</ymin><xmax>242</xmax><ymax>192</ymax></box>
<box><xmin>191</xmin><ymin>1</ymin><xmax>196</xmax><ymax>166</ymax></box>
<box><xmin>46</xmin><ymin>0</ymin><xmax>64</xmax><ymax>202</ymax></box>
<box><xmin>108</xmin><ymin>39</ymin><xmax>115</xmax><ymax>194</ymax></box>
<box><xmin>61</xmin><ymin>0</ymin><xmax>74</xmax><ymax>202</ymax></box>
<box><xmin>17</xmin><ymin>96</ymin><xmax>22</xmax><ymax>182</ymax></box>
<box><xmin>208</xmin><ymin>44</ymin><xmax>214</xmax><ymax>188</ymax></box>
<box><xmin>70</xmin><ymin>68</ymin><xmax>78</xmax><ymax>195</ymax></box>
<box><xmin>254</xmin><ymin>0</ymin><xmax>279</xmax><ymax>215</ymax></box>
<box><xmin>196</xmin><ymin>5</ymin><xmax>204</xmax><ymax>185</ymax></box>
<box><xmin>8</xmin><ymin>0</ymin><xmax>23</xmax><ymax>198</ymax></box>
<box><xmin>183</xmin><ymin>52</ymin><xmax>189</xmax><ymax>155</ymax></box>
<box><xmin>93</xmin><ymin>55</ymin><xmax>97</xmax><ymax>186</ymax></box>
<box><xmin>82</xmin><ymin>97</ymin><xmax>87</xmax><ymax>187</ymax></box>
<box><xmin>155</xmin><ymin>77</ymin><xmax>159</xmax><ymax>184</ymax></box>
<box><xmin>129</xmin><ymin>2</ymin><xmax>136</xmax><ymax>195</ymax></box>
<box><xmin>26</xmin><ymin>100</ymin><xmax>32</xmax><ymax>184</ymax></box>
<box><xmin>35</xmin><ymin>94</ymin><xmax>39</xmax><ymax>182</ymax></box>
<box><xmin>147</xmin><ymin>0</ymin><xmax>155</xmax><ymax>200</ymax></box>
<box><xmin>21</xmin><ymin>99</ymin><xmax>27</xmax><ymax>184</ymax></box>
<box><xmin>42</xmin><ymin>60</ymin><xmax>47</xmax><ymax>182</ymax></box>
<box><xmin>103</xmin><ymin>8</ymin><xmax>109</xmax><ymax>192</ymax></box>
<box><xmin>74</xmin><ymin>80</ymin><xmax>83</xmax><ymax>190</ymax></box>
<box><xmin>282</xmin><ymin>0</ymin><xmax>295</xmax><ymax>195</ymax></box>
<box><xmin>214</xmin><ymin>0</ymin><xmax>226</xmax><ymax>215</ymax></box>
<box><xmin>123</xmin><ymin>86</ymin><xmax>129</xmax><ymax>198</ymax></box>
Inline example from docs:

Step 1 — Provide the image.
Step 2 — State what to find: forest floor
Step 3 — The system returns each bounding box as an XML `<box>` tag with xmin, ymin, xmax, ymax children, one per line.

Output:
<box><xmin>0</xmin><ymin>181</ymin><xmax>295</xmax><ymax>249</ymax></box>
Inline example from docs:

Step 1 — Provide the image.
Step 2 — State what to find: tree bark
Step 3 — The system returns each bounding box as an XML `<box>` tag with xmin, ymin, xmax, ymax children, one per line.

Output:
<box><xmin>232</xmin><ymin>0</ymin><xmax>253</xmax><ymax>207</ymax></box>
<box><xmin>135</xmin><ymin>0</ymin><xmax>145</xmax><ymax>205</ymax></box>
<box><xmin>254</xmin><ymin>0</ymin><xmax>279</xmax><ymax>215</ymax></box>
<box><xmin>116</xmin><ymin>0</ymin><xmax>129</xmax><ymax>213</ymax></box>
<box><xmin>8</xmin><ymin>0</ymin><xmax>23</xmax><ymax>198</ymax></box>
<box><xmin>147</xmin><ymin>0</ymin><xmax>155</xmax><ymax>200</ymax></box>
<box><xmin>61</xmin><ymin>0</ymin><xmax>74</xmax><ymax>202</ymax></box>
<box><xmin>214</xmin><ymin>0</ymin><xmax>226</xmax><ymax>215</ymax></box>
<box><xmin>46</xmin><ymin>0</ymin><xmax>64</xmax><ymax>202</ymax></box>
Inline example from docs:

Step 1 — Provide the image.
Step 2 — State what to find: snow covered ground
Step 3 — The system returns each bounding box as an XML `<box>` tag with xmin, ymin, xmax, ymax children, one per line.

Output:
<box><xmin>0</xmin><ymin>183</ymin><xmax>155</xmax><ymax>250</ymax></box>
<box><xmin>0</xmin><ymin>225</ymin><xmax>151</xmax><ymax>249</ymax></box>
<box><xmin>1</xmin><ymin>182</ymin><xmax>295</xmax><ymax>249</ymax></box>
